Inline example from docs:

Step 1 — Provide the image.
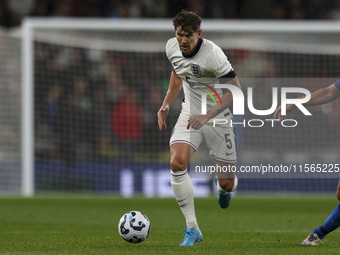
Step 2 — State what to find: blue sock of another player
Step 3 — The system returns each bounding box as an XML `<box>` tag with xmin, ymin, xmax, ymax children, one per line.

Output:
<box><xmin>313</xmin><ymin>204</ymin><xmax>340</xmax><ymax>239</ymax></box>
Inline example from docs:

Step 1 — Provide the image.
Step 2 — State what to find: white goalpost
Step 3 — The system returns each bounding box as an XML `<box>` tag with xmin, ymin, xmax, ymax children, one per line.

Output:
<box><xmin>21</xmin><ymin>20</ymin><xmax>35</xmax><ymax>197</ymax></box>
<box><xmin>7</xmin><ymin>18</ymin><xmax>340</xmax><ymax>196</ymax></box>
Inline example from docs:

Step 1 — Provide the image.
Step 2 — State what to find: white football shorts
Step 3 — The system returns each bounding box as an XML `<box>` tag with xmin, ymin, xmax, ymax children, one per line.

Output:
<box><xmin>169</xmin><ymin>111</ymin><xmax>237</xmax><ymax>163</ymax></box>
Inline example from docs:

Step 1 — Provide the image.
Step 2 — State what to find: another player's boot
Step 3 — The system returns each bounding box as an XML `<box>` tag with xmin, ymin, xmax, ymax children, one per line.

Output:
<box><xmin>214</xmin><ymin>177</ymin><xmax>232</xmax><ymax>209</ymax></box>
<box><xmin>179</xmin><ymin>227</ymin><xmax>203</xmax><ymax>246</ymax></box>
<box><xmin>301</xmin><ymin>232</ymin><xmax>322</xmax><ymax>246</ymax></box>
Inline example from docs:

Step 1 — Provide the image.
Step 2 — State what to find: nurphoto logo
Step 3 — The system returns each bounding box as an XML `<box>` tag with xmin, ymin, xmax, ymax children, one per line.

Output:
<box><xmin>199</xmin><ymin>84</ymin><xmax>311</xmax><ymax>128</ymax></box>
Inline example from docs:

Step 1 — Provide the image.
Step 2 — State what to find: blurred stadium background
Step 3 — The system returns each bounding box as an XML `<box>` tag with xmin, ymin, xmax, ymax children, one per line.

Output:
<box><xmin>0</xmin><ymin>0</ymin><xmax>340</xmax><ymax>197</ymax></box>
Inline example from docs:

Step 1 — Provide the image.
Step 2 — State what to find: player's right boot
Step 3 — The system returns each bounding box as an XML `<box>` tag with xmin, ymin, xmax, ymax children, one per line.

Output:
<box><xmin>301</xmin><ymin>232</ymin><xmax>322</xmax><ymax>246</ymax></box>
<box><xmin>179</xmin><ymin>227</ymin><xmax>203</xmax><ymax>246</ymax></box>
<box><xmin>214</xmin><ymin>177</ymin><xmax>232</xmax><ymax>209</ymax></box>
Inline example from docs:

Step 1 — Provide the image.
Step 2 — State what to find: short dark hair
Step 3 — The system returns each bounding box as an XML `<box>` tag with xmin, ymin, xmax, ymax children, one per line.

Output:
<box><xmin>172</xmin><ymin>10</ymin><xmax>201</xmax><ymax>33</ymax></box>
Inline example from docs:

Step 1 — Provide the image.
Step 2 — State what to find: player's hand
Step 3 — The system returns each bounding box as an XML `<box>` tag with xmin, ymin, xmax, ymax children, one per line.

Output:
<box><xmin>274</xmin><ymin>104</ymin><xmax>295</xmax><ymax>121</ymax></box>
<box><xmin>274</xmin><ymin>105</ymin><xmax>284</xmax><ymax>121</ymax></box>
<box><xmin>187</xmin><ymin>115</ymin><xmax>209</xmax><ymax>130</ymax></box>
<box><xmin>157</xmin><ymin>105</ymin><xmax>169</xmax><ymax>131</ymax></box>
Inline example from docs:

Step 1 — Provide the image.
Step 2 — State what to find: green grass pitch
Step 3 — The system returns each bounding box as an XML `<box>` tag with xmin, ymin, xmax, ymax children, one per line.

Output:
<box><xmin>1</xmin><ymin>196</ymin><xmax>340</xmax><ymax>254</ymax></box>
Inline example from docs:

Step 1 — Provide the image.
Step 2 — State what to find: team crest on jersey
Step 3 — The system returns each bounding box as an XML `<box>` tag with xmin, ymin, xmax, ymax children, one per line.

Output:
<box><xmin>190</xmin><ymin>64</ymin><xmax>201</xmax><ymax>77</ymax></box>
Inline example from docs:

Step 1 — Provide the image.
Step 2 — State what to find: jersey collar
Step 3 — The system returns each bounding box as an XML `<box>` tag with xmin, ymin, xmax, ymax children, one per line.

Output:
<box><xmin>182</xmin><ymin>37</ymin><xmax>203</xmax><ymax>58</ymax></box>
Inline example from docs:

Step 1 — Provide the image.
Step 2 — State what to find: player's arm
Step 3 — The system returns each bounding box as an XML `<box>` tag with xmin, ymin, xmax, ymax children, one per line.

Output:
<box><xmin>206</xmin><ymin>75</ymin><xmax>241</xmax><ymax>120</ymax></box>
<box><xmin>275</xmin><ymin>80</ymin><xmax>340</xmax><ymax>121</ymax></box>
<box><xmin>187</xmin><ymin>74</ymin><xmax>241</xmax><ymax>130</ymax></box>
<box><xmin>158</xmin><ymin>68</ymin><xmax>183</xmax><ymax>131</ymax></box>
<box><xmin>303</xmin><ymin>83</ymin><xmax>340</xmax><ymax>106</ymax></box>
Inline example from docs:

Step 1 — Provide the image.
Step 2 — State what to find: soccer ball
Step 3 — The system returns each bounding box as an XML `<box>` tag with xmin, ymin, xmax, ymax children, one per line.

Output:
<box><xmin>118</xmin><ymin>211</ymin><xmax>151</xmax><ymax>243</ymax></box>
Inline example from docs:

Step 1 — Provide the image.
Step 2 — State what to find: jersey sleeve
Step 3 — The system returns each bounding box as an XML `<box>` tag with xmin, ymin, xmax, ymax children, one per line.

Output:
<box><xmin>208</xmin><ymin>46</ymin><xmax>233</xmax><ymax>78</ymax></box>
<box><xmin>165</xmin><ymin>38</ymin><xmax>177</xmax><ymax>61</ymax></box>
<box><xmin>165</xmin><ymin>39</ymin><xmax>171</xmax><ymax>61</ymax></box>
<box><xmin>334</xmin><ymin>79</ymin><xmax>340</xmax><ymax>90</ymax></box>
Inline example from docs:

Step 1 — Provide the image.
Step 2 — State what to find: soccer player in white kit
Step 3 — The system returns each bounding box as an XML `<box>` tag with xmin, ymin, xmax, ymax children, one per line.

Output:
<box><xmin>157</xmin><ymin>10</ymin><xmax>242</xmax><ymax>246</ymax></box>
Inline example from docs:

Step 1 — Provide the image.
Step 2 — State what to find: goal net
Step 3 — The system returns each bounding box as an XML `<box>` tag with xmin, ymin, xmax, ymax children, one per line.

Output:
<box><xmin>2</xmin><ymin>19</ymin><xmax>340</xmax><ymax>196</ymax></box>
<box><xmin>0</xmin><ymin>28</ymin><xmax>21</xmax><ymax>195</ymax></box>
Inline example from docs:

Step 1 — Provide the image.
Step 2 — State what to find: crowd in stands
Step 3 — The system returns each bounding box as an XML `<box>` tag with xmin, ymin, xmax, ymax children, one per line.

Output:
<box><xmin>1</xmin><ymin>0</ymin><xmax>340</xmax><ymax>28</ymax></box>
<box><xmin>33</xmin><ymin>43</ymin><xmax>175</xmax><ymax>163</ymax></box>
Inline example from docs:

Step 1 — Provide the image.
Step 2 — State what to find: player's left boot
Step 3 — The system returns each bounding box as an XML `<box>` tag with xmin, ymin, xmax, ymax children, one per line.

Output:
<box><xmin>179</xmin><ymin>227</ymin><xmax>203</xmax><ymax>246</ymax></box>
<box><xmin>301</xmin><ymin>232</ymin><xmax>322</xmax><ymax>246</ymax></box>
<box><xmin>214</xmin><ymin>177</ymin><xmax>232</xmax><ymax>209</ymax></box>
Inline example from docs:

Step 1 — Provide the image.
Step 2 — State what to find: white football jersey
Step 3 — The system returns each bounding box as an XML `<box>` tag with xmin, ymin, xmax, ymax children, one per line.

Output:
<box><xmin>166</xmin><ymin>37</ymin><xmax>234</xmax><ymax>121</ymax></box>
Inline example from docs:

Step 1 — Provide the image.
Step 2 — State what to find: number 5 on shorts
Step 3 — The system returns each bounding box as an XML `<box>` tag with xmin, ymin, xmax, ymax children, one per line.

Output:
<box><xmin>224</xmin><ymin>133</ymin><xmax>233</xmax><ymax>149</ymax></box>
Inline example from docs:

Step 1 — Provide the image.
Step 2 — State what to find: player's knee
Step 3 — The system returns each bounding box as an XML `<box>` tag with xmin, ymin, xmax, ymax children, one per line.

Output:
<box><xmin>337</xmin><ymin>190</ymin><xmax>340</xmax><ymax>201</ymax></box>
<box><xmin>218</xmin><ymin>178</ymin><xmax>234</xmax><ymax>192</ymax></box>
<box><xmin>337</xmin><ymin>183</ymin><xmax>340</xmax><ymax>201</ymax></box>
<box><xmin>170</xmin><ymin>157</ymin><xmax>188</xmax><ymax>172</ymax></box>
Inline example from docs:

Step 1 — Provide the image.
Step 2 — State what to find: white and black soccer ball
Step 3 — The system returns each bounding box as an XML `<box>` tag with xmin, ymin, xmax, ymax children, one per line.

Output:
<box><xmin>118</xmin><ymin>211</ymin><xmax>151</xmax><ymax>243</ymax></box>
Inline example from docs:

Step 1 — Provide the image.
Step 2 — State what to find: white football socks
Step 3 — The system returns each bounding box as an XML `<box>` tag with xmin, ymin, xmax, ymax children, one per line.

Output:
<box><xmin>217</xmin><ymin>175</ymin><xmax>238</xmax><ymax>194</ymax></box>
<box><xmin>171</xmin><ymin>169</ymin><xmax>198</xmax><ymax>230</ymax></box>
<box><xmin>231</xmin><ymin>175</ymin><xmax>238</xmax><ymax>192</ymax></box>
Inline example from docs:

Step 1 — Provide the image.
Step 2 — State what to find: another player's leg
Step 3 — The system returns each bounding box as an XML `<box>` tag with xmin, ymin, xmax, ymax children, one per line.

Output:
<box><xmin>302</xmin><ymin>180</ymin><xmax>340</xmax><ymax>246</ymax></box>
<box><xmin>170</xmin><ymin>143</ymin><xmax>203</xmax><ymax>246</ymax></box>
<box><xmin>215</xmin><ymin>161</ymin><xmax>238</xmax><ymax>209</ymax></box>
